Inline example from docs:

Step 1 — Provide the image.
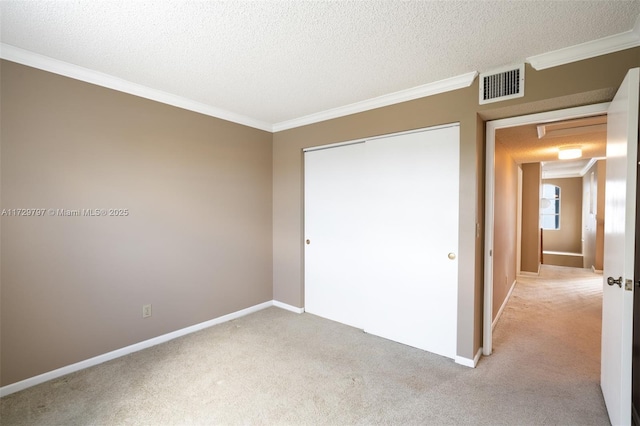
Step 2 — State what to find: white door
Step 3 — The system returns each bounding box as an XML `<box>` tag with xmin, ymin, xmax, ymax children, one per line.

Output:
<box><xmin>363</xmin><ymin>126</ymin><xmax>459</xmax><ymax>359</ymax></box>
<box><xmin>304</xmin><ymin>142</ymin><xmax>367</xmax><ymax>329</ymax></box>
<box><xmin>601</xmin><ymin>67</ymin><xmax>638</xmax><ymax>426</ymax></box>
<box><xmin>304</xmin><ymin>125</ymin><xmax>460</xmax><ymax>360</ymax></box>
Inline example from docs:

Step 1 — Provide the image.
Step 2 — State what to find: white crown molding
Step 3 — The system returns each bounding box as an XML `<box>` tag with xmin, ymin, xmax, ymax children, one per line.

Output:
<box><xmin>542</xmin><ymin>170</ymin><xmax>582</xmax><ymax>179</ymax></box>
<box><xmin>272</xmin><ymin>71</ymin><xmax>478</xmax><ymax>132</ymax></box>
<box><xmin>0</xmin><ymin>43</ymin><xmax>476</xmax><ymax>133</ymax></box>
<box><xmin>542</xmin><ymin>157</ymin><xmax>604</xmax><ymax>179</ymax></box>
<box><xmin>0</xmin><ymin>43</ymin><xmax>273</xmax><ymax>132</ymax></box>
<box><xmin>4</xmin><ymin>14</ymin><xmax>637</xmax><ymax>134</ymax></box>
<box><xmin>579</xmin><ymin>157</ymin><xmax>600</xmax><ymax>176</ymax></box>
<box><xmin>526</xmin><ymin>16</ymin><xmax>640</xmax><ymax>70</ymax></box>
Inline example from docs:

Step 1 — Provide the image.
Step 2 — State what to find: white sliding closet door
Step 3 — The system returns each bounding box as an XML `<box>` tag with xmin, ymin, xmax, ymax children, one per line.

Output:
<box><xmin>304</xmin><ymin>124</ymin><xmax>460</xmax><ymax>360</ymax></box>
<box><xmin>363</xmin><ymin>126</ymin><xmax>459</xmax><ymax>359</ymax></box>
<box><xmin>304</xmin><ymin>142</ymin><xmax>367</xmax><ymax>329</ymax></box>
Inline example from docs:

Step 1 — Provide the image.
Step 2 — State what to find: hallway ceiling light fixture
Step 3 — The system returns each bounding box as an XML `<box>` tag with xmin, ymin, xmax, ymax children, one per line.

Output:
<box><xmin>558</xmin><ymin>146</ymin><xmax>582</xmax><ymax>160</ymax></box>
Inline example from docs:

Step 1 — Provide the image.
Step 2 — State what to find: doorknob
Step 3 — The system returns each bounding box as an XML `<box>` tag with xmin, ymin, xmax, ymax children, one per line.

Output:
<box><xmin>607</xmin><ymin>276</ymin><xmax>622</xmax><ymax>288</ymax></box>
<box><xmin>448</xmin><ymin>252</ymin><xmax>456</xmax><ymax>260</ymax></box>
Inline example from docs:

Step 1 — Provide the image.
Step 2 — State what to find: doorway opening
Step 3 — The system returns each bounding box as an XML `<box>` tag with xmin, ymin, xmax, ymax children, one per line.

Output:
<box><xmin>497</xmin><ymin>113</ymin><xmax>607</xmax><ymax>276</ymax></box>
<box><xmin>483</xmin><ymin>102</ymin><xmax>609</xmax><ymax>355</ymax></box>
<box><xmin>485</xmin><ymin>69</ymin><xmax>639</xmax><ymax>426</ymax></box>
<box><xmin>484</xmin><ymin>104</ymin><xmax>611</xmax><ymax>418</ymax></box>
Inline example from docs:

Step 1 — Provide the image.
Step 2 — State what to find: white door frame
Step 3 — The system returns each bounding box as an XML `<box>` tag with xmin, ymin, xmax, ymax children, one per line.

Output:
<box><xmin>483</xmin><ymin>102</ymin><xmax>610</xmax><ymax>355</ymax></box>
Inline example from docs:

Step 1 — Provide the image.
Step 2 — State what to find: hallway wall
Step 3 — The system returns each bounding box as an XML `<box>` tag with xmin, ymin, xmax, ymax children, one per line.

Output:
<box><xmin>492</xmin><ymin>140</ymin><xmax>518</xmax><ymax>319</ymax></box>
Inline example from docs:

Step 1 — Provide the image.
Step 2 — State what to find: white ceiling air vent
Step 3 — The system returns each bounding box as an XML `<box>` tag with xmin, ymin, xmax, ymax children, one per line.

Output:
<box><xmin>479</xmin><ymin>64</ymin><xmax>525</xmax><ymax>105</ymax></box>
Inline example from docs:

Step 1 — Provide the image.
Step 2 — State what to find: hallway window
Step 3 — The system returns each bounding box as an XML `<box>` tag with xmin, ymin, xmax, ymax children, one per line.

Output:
<box><xmin>541</xmin><ymin>184</ymin><xmax>560</xmax><ymax>230</ymax></box>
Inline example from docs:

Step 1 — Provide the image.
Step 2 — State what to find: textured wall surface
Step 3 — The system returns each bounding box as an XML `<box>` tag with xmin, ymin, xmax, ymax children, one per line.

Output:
<box><xmin>1</xmin><ymin>46</ymin><xmax>639</xmax><ymax>386</ymax></box>
<box><xmin>493</xmin><ymin>141</ymin><xmax>518</xmax><ymax>318</ymax></box>
<box><xmin>1</xmin><ymin>61</ymin><xmax>273</xmax><ymax>386</ymax></box>
<box><xmin>542</xmin><ymin>177</ymin><xmax>583</xmax><ymax>254</ymax></box>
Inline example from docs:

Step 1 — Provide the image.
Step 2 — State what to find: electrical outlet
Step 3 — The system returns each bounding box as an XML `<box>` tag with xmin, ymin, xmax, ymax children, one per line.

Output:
<box><xmin>142</xmin><ymin>304</ymin><xmax>152</xmax><ymax>318</ymax></box>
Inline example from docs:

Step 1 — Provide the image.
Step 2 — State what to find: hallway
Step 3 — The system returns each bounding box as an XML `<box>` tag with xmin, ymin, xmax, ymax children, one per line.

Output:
<box><xmin>491</xmin><ymin>264</ymin><xmax>608</xmax><ymax>424</ymax></box>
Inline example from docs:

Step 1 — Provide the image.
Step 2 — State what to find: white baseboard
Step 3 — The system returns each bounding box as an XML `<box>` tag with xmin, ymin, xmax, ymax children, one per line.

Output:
<box><xmin>492</xmin><ymin>279</ymin><xmax>517</xmax><ymax>331</ymax></box>
<box><xmin>591</xmin><ymin>265</ymin><xmax>603</xmax><ymax>274</ymax></box>
<box><xmin>518</xmin><ymin>270</ymin><xmax>539</xmax><ymax>276</ymax></box>
<box><xmin>455</xmin><ymin>347</ymin><xmax>483</xmax><ymax>368</ymax></box>
<box><xmin>1</xmin><ymin>300</ymin><xmax>281</xmax><ymax>397</ymax></box>
<box><xmin>273</xmin><ymin>300</ymin><xmax>304</xmax><ymax>314</ymax></box>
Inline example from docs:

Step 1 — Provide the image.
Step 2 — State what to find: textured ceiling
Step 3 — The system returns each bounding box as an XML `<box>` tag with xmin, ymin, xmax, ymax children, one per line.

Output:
<box><xmin>496</xmin><ymin>115</ymin><xmax>607</xmax><ymax>177</ymax></box>
<box><xmin>1</xmin><ymin>1</ymin><xmax>639</xmax><ymax>129</ymax></box>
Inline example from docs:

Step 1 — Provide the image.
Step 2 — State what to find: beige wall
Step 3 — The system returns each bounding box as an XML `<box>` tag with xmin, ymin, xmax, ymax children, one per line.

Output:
<box><xmin>583</xmin><ymin>163</ymin><xmax>598</xmax><ymax>269</ymax></box>
<box><xmin>583</xmin><ymin>160</ymin><xmax>607</xmax><ymax>271</ymax></box>
<box><xmin>594</xmin><ymin>161</ymin><xmax>607</xmax><ymax>270</ymax></box>
<box><xmin>273</xmin><ymin>91</ymin><xmax>483</xmax><ymax>360</ymax></box>
<box><xmin>521</xmin><ymin>163</ymin><xmax>541</xmax><ymax>273</ymax></box>
<box><xmin>492</xmin><ymin>141</ymin><xmax>518</xmax><ymax>319</ymax></box>
<box><xmin>542</xmin><ymin>177</ymin><xmax>583</xmax><ymax>253</ymax></box>
<box><xmin>0</xmin><ymin>61</ymin><xmax>273</xmax><ymax>386</ymax></box>
<box><xmin>2</xmin><ymin>47</ymin><xmax>638</xmax><ymax>383</ymax></box>
<box><xmin>272</xmin><ymin>47</ymin><xmax>639</xmax><ymax>361</ymax></box>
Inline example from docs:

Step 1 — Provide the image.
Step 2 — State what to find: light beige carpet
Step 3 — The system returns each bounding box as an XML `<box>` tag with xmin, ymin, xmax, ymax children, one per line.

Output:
<box><xmin>1</xmin><ymin>265</ymin><xmax>609</xmax><ymax>425</ymax></box>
